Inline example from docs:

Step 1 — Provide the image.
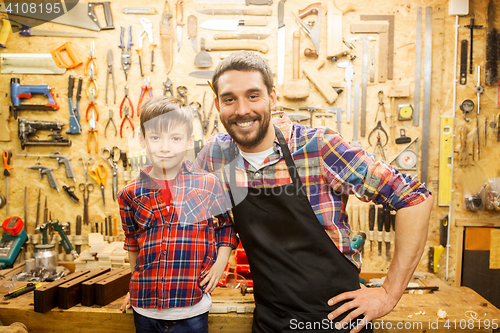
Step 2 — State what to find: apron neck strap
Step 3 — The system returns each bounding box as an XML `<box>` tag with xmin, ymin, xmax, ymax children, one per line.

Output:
<box><xmin>229</xmin><ymin>125</ymin><xmax>304</xmax><ymax>194</ymax></box>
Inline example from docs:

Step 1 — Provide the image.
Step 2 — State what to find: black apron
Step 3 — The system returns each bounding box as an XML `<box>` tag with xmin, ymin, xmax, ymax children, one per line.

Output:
<box><xmin>228</xmin><ymin>126</ymin><xmax>372</xmax><ymax>333</ymax></box>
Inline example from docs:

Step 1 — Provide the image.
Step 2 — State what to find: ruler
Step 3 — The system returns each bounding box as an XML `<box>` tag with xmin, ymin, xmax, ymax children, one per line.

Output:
<box><xmin>413</xmin><ymin>7</ymin><xmax>423</xmax><ymax>126</ymax></box>
<box><xmin>438</xmin><ymin>116</ymin><xmax>453</xmax><ymax>206</ymax></box>
<box><xmin>420</xmin><ymin>6</ymin><xmax>433</xmax><ymax>185</ymax></box>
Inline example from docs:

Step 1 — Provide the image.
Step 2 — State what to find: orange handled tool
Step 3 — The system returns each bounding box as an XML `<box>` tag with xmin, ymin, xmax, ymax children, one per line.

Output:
<box><xmin>51</xmin><ymin>42</ymin><xmax>83</xmax><ymax>69</ymax></box>
<box><xmin>3</xmin><ymin>150</ymin><xmax>12</xmax><ymax>215</ymax></box>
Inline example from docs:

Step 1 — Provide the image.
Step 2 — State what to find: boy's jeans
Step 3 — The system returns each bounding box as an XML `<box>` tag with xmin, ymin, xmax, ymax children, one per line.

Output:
<box><xmin>133</xmin><ymin>309</ymin><xmax>209</xmax><ymax>333</ymax></box>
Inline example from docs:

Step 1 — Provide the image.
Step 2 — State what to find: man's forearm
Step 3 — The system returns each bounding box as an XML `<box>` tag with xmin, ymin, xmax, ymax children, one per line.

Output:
<box><xmin>382</xmin><ymin>195</ymin><xmax>433</xmax><ymax>306</ymax></box>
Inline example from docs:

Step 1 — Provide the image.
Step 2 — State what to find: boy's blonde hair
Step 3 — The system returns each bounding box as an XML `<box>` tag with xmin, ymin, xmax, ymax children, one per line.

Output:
<box><xmin>139</xmin><ymin>96</ymin><xmax>194</xmax><ymax>137</ymax></box>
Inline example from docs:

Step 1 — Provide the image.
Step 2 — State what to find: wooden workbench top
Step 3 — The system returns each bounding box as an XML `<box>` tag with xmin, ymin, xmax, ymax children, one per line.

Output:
<box><xmin>0</xmin><ymin>273</ymin><xmax>499</xmax><ymax>332</ymax></box>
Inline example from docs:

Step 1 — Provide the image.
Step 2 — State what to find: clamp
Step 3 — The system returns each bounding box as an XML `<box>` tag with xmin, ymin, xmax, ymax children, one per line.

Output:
<box><xmin>163</xmin><ymin>77</ymin><xmax>173</xmax><ymax>96</ymax></box>
<box><xmin>86</xmin><ymin>89</ymin><xmax>100</xmax><ymax>122</ymax></box>
<box><xmin>84</xmin><ymin>41</ymin><xmax>98</xmax><ymax>77</ymax></box>
<box><xmin>375</xmin><ymin>90</ymin><xmax>387</xmax><ymax>122</ymax></box>
<box><xmin>368</xmin><ymin>121</ymin><xmax>389</xmax><ymax>147</ymax></box>
<box><xmin>120</xmin><ymin>105</ymin><xmax>135</xmax><ymax>138</ymax></box>
<box><xmin>105</xmin><ymin>109</ymin><xmax>117</xmax><ymax>138</ymax></box>
<box><xmin>120</xmin><ymin>86</ymin><xmax>135</xmax><ymax>118</ymax></box>
<box><xmin>137</xmin><ymin>77</ymin><xmax>153</xmax><ymax>116</ymax></box>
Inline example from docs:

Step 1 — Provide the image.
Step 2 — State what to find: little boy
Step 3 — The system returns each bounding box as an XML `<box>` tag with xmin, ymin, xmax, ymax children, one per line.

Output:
<box><xmin>118</xmin><ymin>96</ymin><xmax>237</xmax><ymax>333</ymax></box>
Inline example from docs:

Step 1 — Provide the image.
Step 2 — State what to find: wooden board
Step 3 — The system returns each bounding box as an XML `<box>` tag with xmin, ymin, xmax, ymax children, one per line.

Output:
<box><xmin>58</xmin><ymin>267</ymin><xmax>111</xmax><ymax>309</ymax></box>
<box><xmin>2</xmin><ymin>274</ymin><xmax>500</xmax><ymax>333</ymax></box>
<box><xmin>81</xmin><ymin>267</ymin><xmax>129</xmax><ymax>306</ymax></box>
<box><xmin>95</xmin><ymin>269</ymin><xmax>131</xmax><ymax>306</ymax></box>
<box><xmin>34</xmin><ymin>270</ymin><xmax>89</xmax><ymax>313</ymax></box>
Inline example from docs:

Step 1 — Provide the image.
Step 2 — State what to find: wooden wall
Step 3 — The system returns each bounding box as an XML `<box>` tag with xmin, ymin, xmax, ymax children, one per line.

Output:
<box><xmin>0</xmin><ymin>0</ymin><xmax>499</xmax><ymax>286</ymax></box>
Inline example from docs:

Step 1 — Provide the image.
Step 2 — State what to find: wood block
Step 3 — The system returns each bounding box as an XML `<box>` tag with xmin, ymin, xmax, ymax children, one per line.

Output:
<box><xmin>95</xmin><ymin>269</ymin><xmax>131</xmax><ymax>306</ymax></box>
<box><xmin>81</xmin><ymin>267</ymin><xmax>129</xmax><ymax>306</ymax></box>
<box><xmin>34</xmin><ymin>270</ymin><xmax>89</xmax><ymax>313</ymax></box>
<box><xmin>302</xmin><ymin>60</ymin><xmax>339</xmax><ymax>104</ymax></box>
<box><xmin>58</xmin><ymin>268</ymin><xmax>111</xmax><ymax>309</ymax></box>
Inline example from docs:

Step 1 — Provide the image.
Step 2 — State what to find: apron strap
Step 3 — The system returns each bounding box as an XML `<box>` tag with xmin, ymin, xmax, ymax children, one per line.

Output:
<box><xmin>228</xmin><ymin>125</ymin><xmax>304</xmax><ymax>195</ymax></box>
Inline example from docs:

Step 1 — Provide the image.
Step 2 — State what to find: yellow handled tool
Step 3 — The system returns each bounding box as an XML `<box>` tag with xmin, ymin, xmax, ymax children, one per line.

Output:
<box><xmin>0</xmin><ymin>18</ymin><xmax>12</xmax><ymax>48</ymax></box>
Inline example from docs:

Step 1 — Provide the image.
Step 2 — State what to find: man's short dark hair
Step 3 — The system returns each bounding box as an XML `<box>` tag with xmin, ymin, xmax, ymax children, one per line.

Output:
<box><xmin>211</xmin><ymin>51</ymin><xmax>274</xmax><ymax>98</ymax></box>
<box><xmin>139</xmin><ymin>96</ymin><xmax>193</xmax><ymax>138</ymax></box>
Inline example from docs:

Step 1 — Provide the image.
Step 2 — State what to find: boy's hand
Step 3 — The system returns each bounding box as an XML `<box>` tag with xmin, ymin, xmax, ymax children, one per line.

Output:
<box><xmin>200</xmin><ymin>261</ymin><xmax>226</xmax><ymax>293</ymax></box>
<box><xmin>120</xmin><ymin>292</ymin><xmax>131</xmax><ymax>313</ymax></box>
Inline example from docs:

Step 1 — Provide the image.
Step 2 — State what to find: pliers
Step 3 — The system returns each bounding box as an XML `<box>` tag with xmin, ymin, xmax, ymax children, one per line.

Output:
<box><xmin>163</xmin><ymin>77</ymin><xmax>173</xmax><ymax>96</ymax></box>
<box><xmin>86</xmin><ymin>89</ymin><xmax>100</xmax><ymax>122</ymax></box>
<box><xmin>119</xmin><ymin>26</ymin><xmax>133</xmax><ymax>80</ymax></box>
<box><xmin>120</xmin><ymin>86</ymin><xmax>135</xmax><ymax>119</ymax></box>
<box><xmin>137</xmin><ymin>18</ymin><xmax>154</xmax><ymax>77</ymax></box>
<box><xmin>105</xmin><ymin>109</ymin><xmax>117</xmax><ymax>138</ymax></box>
<box><xmin>137</xmin><ymin>77</ymin><xmax>153</xmax><ymax>116</ymax></box>
<box><xmin>86</xmin><ymin>62</ymin><xmax>98</xmax><ymax>98</ymax></box>
<box><xmin>88</xmin><ymin>110</ymin><xmax>98</xmax><ymax>154</ymax></box>
<box><xmin>84</xmin><ymin>41</ymin><xmax>98</xmax><ymax>77</ymax></box>
<box><xmin>120</xmin><ymin>105</ymin><xmax>135</xmax><ymax>138</ymax></box>
<box><xmin>106</xmin><ymin>49</ymin><xmax>116</xmax><ymax>105</ymax></box>
<box><xmin>202</xmin><ymin>92</ymin><xmax>214</xmax><ymax>135</ymax></box>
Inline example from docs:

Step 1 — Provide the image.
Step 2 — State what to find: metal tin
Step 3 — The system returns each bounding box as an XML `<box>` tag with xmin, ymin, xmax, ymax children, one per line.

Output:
<box><xmin>34</xmin><ymin>244</ymin><xmax>58</xmax><ymax>270</ymax></box>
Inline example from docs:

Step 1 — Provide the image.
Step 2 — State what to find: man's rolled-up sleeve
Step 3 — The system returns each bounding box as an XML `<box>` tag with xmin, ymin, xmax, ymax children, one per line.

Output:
<box><xmin>208</xmin><ymin>175</ymin><xmax>239</xmax><ymax>249</ymax></box>
<box><xmin>320</xmin><ymin>129</ymin><xmax>431</xmax><ymax>210</ymax></box>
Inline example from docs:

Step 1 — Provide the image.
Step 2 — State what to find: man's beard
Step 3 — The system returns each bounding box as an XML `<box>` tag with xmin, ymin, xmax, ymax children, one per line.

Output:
<box><xmin>220</xmin><ymin>104</ymin><xmax>272</xmax><ymax>150</ymax></box>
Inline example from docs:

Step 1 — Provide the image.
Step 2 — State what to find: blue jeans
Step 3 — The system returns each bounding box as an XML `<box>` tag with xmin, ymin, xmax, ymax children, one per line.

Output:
<box><xmin>132</xmin><ymin>309</ymin><xmax>209</xmax><ymax>333</ymax></box>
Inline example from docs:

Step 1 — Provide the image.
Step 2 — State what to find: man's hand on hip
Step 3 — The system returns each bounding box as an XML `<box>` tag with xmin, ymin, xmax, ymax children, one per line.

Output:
<box><xmin>327</xmin><ymin>285</ymin><xmax>396</xmax><ymax>333</ymax></box>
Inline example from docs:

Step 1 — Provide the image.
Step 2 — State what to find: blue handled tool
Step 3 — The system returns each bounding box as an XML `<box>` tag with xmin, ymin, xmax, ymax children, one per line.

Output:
<box><xmin>66</xmin><ymin>75</ymin><xmax>82</xmax><ymax>134</ymax></box>
<box><xmin>10</xmin><ymin>78</ymin><xmax>59</xmax><ymax>119</ymax></box>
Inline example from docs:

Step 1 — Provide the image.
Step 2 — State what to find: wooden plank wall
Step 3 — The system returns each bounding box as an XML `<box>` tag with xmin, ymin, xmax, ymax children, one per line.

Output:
<box><xmin>0</xmin><ymin>0</ymin><xmax>499</xmax><ymax>287</ymax></box>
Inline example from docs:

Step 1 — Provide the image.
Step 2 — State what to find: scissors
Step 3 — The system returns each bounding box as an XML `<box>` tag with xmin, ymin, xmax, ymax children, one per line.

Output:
<box><xmin>78</xmin><ymin>183</ymin><xmax>94</xmax><ymax>225</ymax></box>
<box><xmin>89</xmin><ymin>163</ymin><xmax>107</xmax><ymax>209</ymax></box>
<box><xmin>78</xmin><ymin>157</ymin><xmax>94</xmax><ymax>184</ymax></box>
<box><xmin>103</xmin><ymin>146</ymin><xmax>121</xmax><ymax>202</ymax></box>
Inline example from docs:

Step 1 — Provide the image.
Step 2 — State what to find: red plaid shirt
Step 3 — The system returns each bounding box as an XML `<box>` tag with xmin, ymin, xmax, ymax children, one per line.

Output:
<box><xmin>118</xmin><ymin>161</ymin><xmax>238</xmax><ymax>309</ymax></box>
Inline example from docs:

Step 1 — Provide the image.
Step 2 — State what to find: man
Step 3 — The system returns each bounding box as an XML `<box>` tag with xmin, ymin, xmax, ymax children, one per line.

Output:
<box><xmin>195</xmin><ymin>51</ymin><xmax>433</xmax><ymax>333</ymax></box>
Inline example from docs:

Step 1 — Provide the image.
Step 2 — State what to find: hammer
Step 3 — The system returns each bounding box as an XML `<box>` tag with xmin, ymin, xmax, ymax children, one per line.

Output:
<box><xmin>299</xmin><ymin>106</ymin><xmax>323</xmax><ymax>127</ymax></box>
<box><xmin>315</xmin><ymin>113</ymin><xmax>334</xmax><ymax>126</ymax></box>
<box><xmin>288</xmin><ymin>114</ymin><xmax>310</xmax><ymax>124</ymax></box>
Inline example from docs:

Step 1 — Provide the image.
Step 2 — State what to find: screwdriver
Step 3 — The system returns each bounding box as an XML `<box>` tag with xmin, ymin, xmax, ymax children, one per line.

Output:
<box><xmin>377</xmin><ymin>206</ymin><xmax>384</xmax><ymax>256</ymax></box>
<box><xmin>3</xmin><ymin>150</ymin><xmax>12</xmax><ymax>215</ymax></box>
<box><xmin>384</xmin><ymin>207</ymin><xmax>391</xmax><ymax>261</ymax></box>
<box><xmin>368</xmin><ymin>204</ymin><xmax>375</xmax><ymax>259</ymax></box>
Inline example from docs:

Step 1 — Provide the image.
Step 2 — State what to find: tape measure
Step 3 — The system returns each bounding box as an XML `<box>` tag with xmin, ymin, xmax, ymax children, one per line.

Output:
<box><xmin>398</xmin><ymin>104</ymin><xmax>414</xmax><ymax>121</ymax></box>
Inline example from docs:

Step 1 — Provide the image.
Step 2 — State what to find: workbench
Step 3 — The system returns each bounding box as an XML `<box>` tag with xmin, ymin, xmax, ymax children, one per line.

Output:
<box><xmin>0</xmin><ymin>272</ymin><xmax>499</xmax><ymax>332</ymax></box>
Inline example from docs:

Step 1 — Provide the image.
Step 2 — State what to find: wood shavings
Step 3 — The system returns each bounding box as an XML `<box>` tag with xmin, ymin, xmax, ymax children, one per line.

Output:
<box><xmin>437</xmin><ymin>309</ymin><xmax>447</xmax><ymax>319</ymax></box>
<box><xmin>465</xmin><ymin>310</ymin><xmax>478</xmax><ymax>320</ymax></box>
